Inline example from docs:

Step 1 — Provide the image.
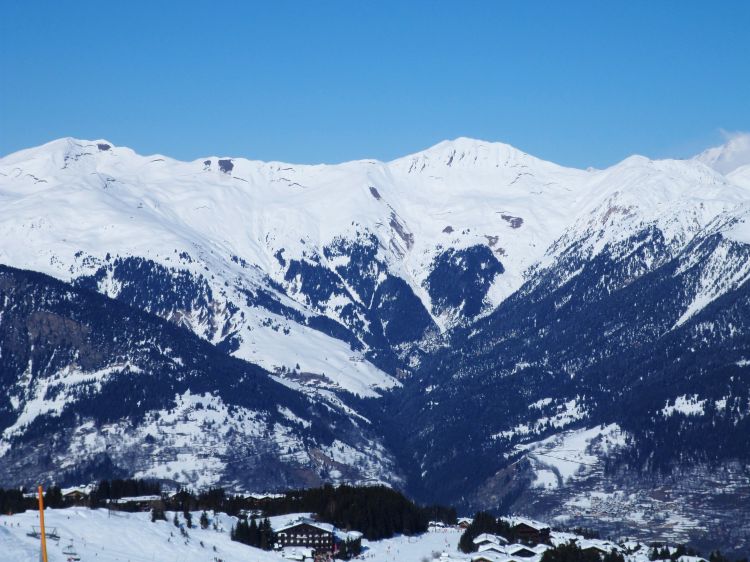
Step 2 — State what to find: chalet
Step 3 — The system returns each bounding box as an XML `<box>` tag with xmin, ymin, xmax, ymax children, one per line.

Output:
<box><xmin>581</xmin><ymin>544</ymin><xmax>610</xmax><ymax>556</ymax></box>
<box><xmin>478</xmin><ymin>543</ymin><xmax>508</xmax><ymax>555</ymax></box>
<box><xmin>506</xmin><ymin>543</ymin><xmax>539</xmax><ymax>558</ymax></box>
<box><xmin>108</xmin><ymin>495</ymin><xmax>162</xmax><ymax>511</ymax></box>
<box><xmin>275</xmin><ymin>520</ymin><xmax>334</xmax><ymax>554</ymax></box>
<box><xmin>457</xmin><ymin>517</ymin><xmax>474</xmax><ymax>529</ymax></box>
<box><xmin>578</xmin><ymin>539</ymin><xmax>620</xmax><ymax>557</ymax></box>
<box><xmin>509</xmin><ymin>519</ymin><xmax>550</xmax><ymax>544</ymax></box>
<box><xmin>244</xmin><ymin>492</ymin><xmax>284</xmax><ymax>510</ymax></box>
<box><xmin>474</xmin><ymin>533</ymin><xmax>509</xmax><ymax>548</ymax></box>
<box><xmin>62</xmin><ymin>487</ymin><xmax>88</xmax><ymax>504</ymax></box>
<box><xmin>336</xmin><ymin>529</ymin><xmax>363</xmax><ymax>543</ymax></box>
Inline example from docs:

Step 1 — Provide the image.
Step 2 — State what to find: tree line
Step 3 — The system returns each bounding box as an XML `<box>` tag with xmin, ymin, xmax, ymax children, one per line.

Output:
<box><xmin>11</xmin><ymin>479</ymin><xmax>454</xmax><ymax>542</ymax></box>
<box><xmin>0</xmin><ymin>486</ymin><xmax>71</xmax><ymax>512</ymax></box>
<box><xmin>260</xmin><ymin>484</ymin><xmax>454</xmax><ymax>540</ymax></box>
<box><xmin>230</xmin><ymin>517</ymin><xmax>274</xmax><ymax>550</ymax></box>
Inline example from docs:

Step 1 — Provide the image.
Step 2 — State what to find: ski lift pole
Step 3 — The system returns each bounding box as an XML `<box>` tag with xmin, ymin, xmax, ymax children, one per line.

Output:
<box><xmin>38</xmin><ymin>485</ymin><xmax>49</xmax><ymax>562</ymax></box>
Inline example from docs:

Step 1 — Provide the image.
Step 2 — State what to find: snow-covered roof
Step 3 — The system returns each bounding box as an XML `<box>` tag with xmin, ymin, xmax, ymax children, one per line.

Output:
<box><xmin>479</xmin><ymin>543</ymin><xmax>507</xmax><ymax>553</ymax></box>
<box><xmin>474</xmin><ymin>533</ymin><xmax>502</xmax><ymax>545</ymax></box>
<box><xmin>268</xmin><ymin>513</ymin><xmax>314</xmax><ymax>532</ymax></box>
<box><xmin>275</xmin><ymin>518</ymin><xmax>334</xmax><ymax>534</ymax></box>
<box><xmin>272</xmin><ymin>514</ymin><xmax>361</xmax><ymax>542</ymax></box>
<box><xmin>549</xmin><ymin>530</ymin><xmax>579</xmax><ymax>546</ymax></box>
<box><xmin>109</xmin><ymin>495</ymin><xmax>161</xmax><ymax>504</ymax></box>
<box><xmin>505</xmin><ymin>516</ymin><xmax>549</xmax><ymax>530</ymax></box>
<box><xmin>335</xmin><ymin>529</ymin><xmax>363</xmax><ymax>541</ymax></box>
<box><xmin>507</xmin><ymin>543</ymin><xmax>539</xmax><ymax>555</ymax></box>
<box><xmin>578</xmin><ymin>539</ymin><xmax>619</xmax><ymax>553</ymax></box>
<box><xmin>62</xmin><ymin>485</ymin><xmax>93</xmax><ymax>496</ymax></box>
<box><xmin>246</xmin><ymin>492</ymin><xmax>285</xmax><ymax>500</ymax></box>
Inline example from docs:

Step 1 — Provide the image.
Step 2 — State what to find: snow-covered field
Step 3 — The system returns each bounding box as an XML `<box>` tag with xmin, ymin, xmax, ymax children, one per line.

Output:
<box><xmin>0</xmin><ymin>508</ymin><xmax>464</xmax><ymax>562</ymax></box>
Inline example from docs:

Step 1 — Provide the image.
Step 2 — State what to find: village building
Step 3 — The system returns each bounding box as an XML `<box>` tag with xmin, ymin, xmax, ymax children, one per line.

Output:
<box><xmin>274</xmin><ymin>519</ymin><xmax>335</xmax><ymax>554</ymax></box>
<box><xmin>478</xmin><ymin>543</ymin><xmax>508</xmax><ymax>555</ymax></box>
<box><xmin>244</xmin><ymin>492</ymin><xmax>285</xmax><ymax>510</ymax></box>
<box><xmin>474</xmin><ymin>533</ymin><xmax>509</xmax><ymax>547</ymax></box>
<box><xmin>61</xmin><ymin>487</ymin><xmax>89</xmax><ymax>504</ymax></box>
<box><xmin>581</xmin><ymin>544</ymin><xmax>610</xmax><ymax>556</ymax></box>
<box><xmin>107</xmin><ymin>494</ymin><xmax>162</xmax><ymax>511</ymax></box>
<box><xmin>577</xmin><ymin>539</ymin><xmax>620</xmax><ymax>557</ymax></box>
<box><xmin>336</xmin><ymin>529</ymin><xmax>363</xmax><ymax>543</ymax></box>
<box><xmin>506</xmin><ymin>543</ymin><xmax>540</xmax><ymax>558</ymax></box>
<box><xmin>508</xmin><ymin>518</ymin><xmax>551</xmax><ymax>544</ymax></box>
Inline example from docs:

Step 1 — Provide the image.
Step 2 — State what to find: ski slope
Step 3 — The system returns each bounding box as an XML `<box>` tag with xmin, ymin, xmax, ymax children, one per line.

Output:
<box><xmin>0</xmin><ymin>506</ymin><xmax>673</xmax><ymax>562</ymax></box>
<box><xmin>0</xmin><ymin>507</ymin><xmax>463</xmax><ymax>562</ymax></box>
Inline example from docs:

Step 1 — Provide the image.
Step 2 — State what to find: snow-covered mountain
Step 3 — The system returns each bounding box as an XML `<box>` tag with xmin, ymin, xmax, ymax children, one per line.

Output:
<box><xmin>0</xmin><ymin>137</ymin><xmax>596</xmax><ymax>385</ymax></box>
<box><xmin>3</xmin><ymin>137</ymin><xmax>747</xmax><ymax>379</ymax></box>
<box><xmin>0</xmin><ymin>265</ymin><xmax>399</xmax><ymax>491</ymax></box>
<box><xmin>1</xmin><ymin>136</ymin><xmax>750</xmax><ymax>551</ymax></box>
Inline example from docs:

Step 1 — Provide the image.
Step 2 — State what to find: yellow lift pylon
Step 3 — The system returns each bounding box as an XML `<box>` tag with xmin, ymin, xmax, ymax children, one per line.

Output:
<box><xmin>38</xmin><ymin>485</ymin><xmax>48</xmax><ymax>562</ymax></box>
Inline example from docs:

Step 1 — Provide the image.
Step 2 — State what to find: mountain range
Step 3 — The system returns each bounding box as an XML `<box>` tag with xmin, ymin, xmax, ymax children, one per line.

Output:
<box><xmin>1</xmin><ymin>135</ymin><xmax>749</xmax><ymax>554</ymax></box>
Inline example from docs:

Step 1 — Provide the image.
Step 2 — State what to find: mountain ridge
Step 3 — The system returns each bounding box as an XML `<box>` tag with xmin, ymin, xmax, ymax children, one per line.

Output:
<box><xmin>1</xmin><ymin>135</ymin><xmax>750</xmax><ymax>552</ymax></box>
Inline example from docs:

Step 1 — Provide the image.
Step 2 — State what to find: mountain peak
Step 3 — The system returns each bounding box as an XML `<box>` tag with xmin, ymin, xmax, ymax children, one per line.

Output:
<box><xmin>37</xmin><ymin>137</ymin><xmax>115</xmax><ymax>155</ymax></box>
<box><xmin>389</xmin><ymin>137</ymin><xmax>560</xmax><ymax>173</ymax></box>
<box><xmin>693</xmin><ymin>133</ymin><xmax>750</xmax><ymax>175</ymax></box>
<box><xmin>0</xmin><ymin>137</ymin><xmax>118</xmax><ymax>167</ymax></box>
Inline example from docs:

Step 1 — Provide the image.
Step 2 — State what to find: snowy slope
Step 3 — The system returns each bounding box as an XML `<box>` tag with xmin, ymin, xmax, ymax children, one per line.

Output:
<box><xmin>0</xmin><ymin>508</ymin><xmax>465</xmax><ymax>562</ymax></box>
<box><xmin>0</xmin><ymin>506</ymin><xmax>708</xmax><ymax>562</ymax></box>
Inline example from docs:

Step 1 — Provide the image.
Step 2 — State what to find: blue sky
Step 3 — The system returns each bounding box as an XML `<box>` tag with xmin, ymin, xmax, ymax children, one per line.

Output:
<box><xmin>1</xmin><ymin>1</ymin><xmax>749</xmax><ymax>168</ymax></box>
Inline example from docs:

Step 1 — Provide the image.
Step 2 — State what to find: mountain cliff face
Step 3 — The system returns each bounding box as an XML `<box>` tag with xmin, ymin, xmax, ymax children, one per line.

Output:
<box><xmin>1</xmin><ymin>136</ymin><xmax>749</xmax><ymax>552</ymax></box>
